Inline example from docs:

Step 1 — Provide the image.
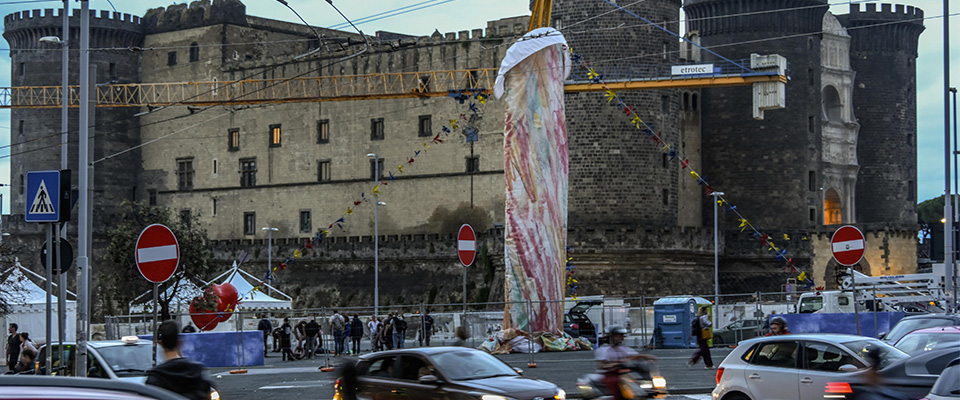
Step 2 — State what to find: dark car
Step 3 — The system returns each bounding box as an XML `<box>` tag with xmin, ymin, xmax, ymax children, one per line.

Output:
<box><xmin>0</xmin><ymin>375</ymin><xmax>188</xmax><ymax>400</ymax></box>
<box><xmin>882</xmin><ymin>313</ymin><xmax>960</xmax><ymax>344</ymax></box>
<box><xmin>711</xmin><ymin>319</ymin><xmax>761</xmax><ymax>345</ymax></box>
<box><xmin>336</xmin><ymin>346</ymin><xmax>565</xmax><ymax>400</ymax></box>
<box><xmin>566</xmin><ymin>301</ymin><xmax>601</xmax><ymax>343</ymax></box>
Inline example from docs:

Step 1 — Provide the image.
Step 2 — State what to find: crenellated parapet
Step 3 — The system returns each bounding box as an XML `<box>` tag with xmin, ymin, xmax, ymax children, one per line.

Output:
<box><xmin>837</xmin><ymin>3</ymin><xmax>925</xmax><ymax>55</ymax></box>
<box><xmin>684</xmin><ymin>0</ymin><xmax>828</xmax><ymax>36</ymax></box>
<box><xmin>4</xmin><ymin>8</ymin><xmax>143</xmax><ymax>51</ymax></box>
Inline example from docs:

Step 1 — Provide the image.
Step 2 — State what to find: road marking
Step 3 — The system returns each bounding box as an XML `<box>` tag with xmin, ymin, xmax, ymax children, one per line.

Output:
<box><xmin>260</xmin><ymin>381</ymin><xmax>333</xmax><ymax>390</ymax></box>
<box><xmin>213</xmin><ymin>366</ymin><xmax>329</xmax><ymax>376</ymax></box>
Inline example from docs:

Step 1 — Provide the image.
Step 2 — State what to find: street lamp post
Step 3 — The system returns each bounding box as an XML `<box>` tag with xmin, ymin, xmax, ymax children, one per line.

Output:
<box><xmin>262</xmin><ymin>227</ymin><xmax>278</xmax><ymax>295</ymax></box>
<box><xmin>711</xmin><ymin>192</ymin><xmax>725</xmax><ymax>326</ymax></box>
<box><xmin>367</xmin><ymin>152</ymin><xmax>380</xmax><ymax>317</ymax></box>
<box><xmin>952</xmin><ymin>87</ymin><xmax>959</xmax><ymax>312</ymax></box>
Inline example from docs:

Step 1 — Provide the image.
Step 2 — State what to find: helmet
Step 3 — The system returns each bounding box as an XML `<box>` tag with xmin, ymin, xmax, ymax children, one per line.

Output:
<box><xmin>770</xmin><ymin>317</ymin><xmax>787</xmax><ymax>327</ymax></box>
<box><xmin>607</xmin><ymin>325</ymin><xmax>628</xmax><ymax>335</ymax></box>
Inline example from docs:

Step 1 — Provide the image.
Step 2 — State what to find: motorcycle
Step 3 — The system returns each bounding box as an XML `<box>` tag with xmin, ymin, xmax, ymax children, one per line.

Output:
<box><xmin>575</xmin><ymin>359</ymin><xmax>668</xmax><ymax>399</ymax></box>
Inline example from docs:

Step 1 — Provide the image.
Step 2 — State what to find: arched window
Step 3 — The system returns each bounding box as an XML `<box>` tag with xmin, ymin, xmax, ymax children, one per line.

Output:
<box><xmin>824</xmin><ymin>188</ymin><xmax>842</xmax><ymax>225</ymax></box>
<box><xmin>683</xmin><ymin>92</ymin><xmax>690</xmax><ymax>110</ymax></box>
<box><xmin>189</xmin><ymin>42</ymin><xmax>199</xmax><ymax>63</ymax></box>
<box><xmin>822</xmin><ymin>86</ymin><xmax>842</xmax><ymax>122</ymax></box>
<box><xmin>691</xmin><ymin>93</ymin><xmax>698</xmax><ymax>111</ymax></box>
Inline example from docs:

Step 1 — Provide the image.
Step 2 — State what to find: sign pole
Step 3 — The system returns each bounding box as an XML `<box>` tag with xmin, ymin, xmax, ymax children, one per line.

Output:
<box><xmin>152</xmin><ymin>283</ymin><xmax>159</xmax><ymax>366</ymax></box>
<box><xmin>851</xmin><ymin>268</ymin><xmax>860</xmax><ymax>335</ymax></box>
<box><xmin>44</xmin><ymin>224</ymin><xmax>53</xmax><ymax>375</ymax></box>
<box><xmin>463</xmin><ymin>265</ymin><xmax>467</xmax><ymax>313</ymax></box>
<box><xmin>56</xmin><ymin>223</ymin><xmax>66</xmax><ymax>375</ymax></box>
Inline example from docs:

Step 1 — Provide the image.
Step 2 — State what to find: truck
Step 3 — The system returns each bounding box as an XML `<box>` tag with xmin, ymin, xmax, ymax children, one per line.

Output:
<box><xmin>796</xmin><ymin>265</ymin><xmax>948</xmax><ymax>314</ymax></box>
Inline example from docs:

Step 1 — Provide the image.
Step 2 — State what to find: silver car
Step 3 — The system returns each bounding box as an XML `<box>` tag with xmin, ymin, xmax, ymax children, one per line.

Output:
<box><xmin>712</xmin><ymin>333</ymin><xmax>912</xmax><ymax>400</ymax></box>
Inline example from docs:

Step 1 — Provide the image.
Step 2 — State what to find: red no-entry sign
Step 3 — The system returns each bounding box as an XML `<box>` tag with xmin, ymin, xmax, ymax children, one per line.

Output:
<box><xmin>135</xmin><ymin>224</ymin><xmax>180</xmax><ymax>283</ymax></box>
<box><xmin>831</xmin><ymin>225</ymin><xmax>865</xmax><ymax>266</ymax></box>
<box><xmin>458</xmin><ymin>224</ymin><xmax>476</xmax><ymax>267</ymax></box>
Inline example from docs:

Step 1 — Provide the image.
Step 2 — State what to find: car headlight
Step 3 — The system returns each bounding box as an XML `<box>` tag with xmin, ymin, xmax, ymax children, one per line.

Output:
<box><xmin>480</xmin><ymin>395</ymin><xmax>509</xmax><ymax>400</ymax></box>
<box><xmin>209</xmin><ymin>389</ymin><xmax>221</xmax><ymax>400</ymax></box>
<box><xmin>555</xmin><ymin>388</ymin><xmax>566</xmax><ymax>400</ymax></box>
<box><xmin>653</xmin><ymin>376</ymin><xmax>667</xmax><ymax>389</ymax></box>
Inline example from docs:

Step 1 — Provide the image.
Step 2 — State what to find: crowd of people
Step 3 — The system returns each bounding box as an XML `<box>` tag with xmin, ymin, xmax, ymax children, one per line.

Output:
<box><xmin>4</xmin><ymin>323</ymin><xmax>37</xmax><ymax>375</ymax></box>
<box><xmin>254</xmin><ymin>310</ymin><xmax>436</xmax><ymax>359</ymax></box>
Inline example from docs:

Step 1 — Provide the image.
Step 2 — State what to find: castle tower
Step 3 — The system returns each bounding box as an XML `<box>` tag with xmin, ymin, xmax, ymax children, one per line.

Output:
<box><xmin>552</xmin><ymin>0</ymin><xmax>686</xmax><ymax>228</ymax></box>
<box><xmin>683</xmin><ymin>0</ymin><xmax>829</xmax><ymax>229</ymax></box>
<box><xmin>4</xmin><ymin>8</ymin><xmax>144</xmax><ymax>227</ymax></box>
<box><xmin>837</xmin><ymin>4</ymin><xmax>923</xmax><ymax>226</ymax></box>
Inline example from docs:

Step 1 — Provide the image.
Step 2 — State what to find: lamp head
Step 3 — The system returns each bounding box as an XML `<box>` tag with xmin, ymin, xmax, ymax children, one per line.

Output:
<box><xmin>366</xmin><ymin>153</ymin><xmax>377</xmax><ymax>158</ymax></box>
<box><xmin>377</xmin><ymin>202</ymin><xmax>387</xmax><ymax>206</ymax></box>
<box><xmin>39</xmin><ymin>36</ymin><xmax>63</xmax><ymax>44</ymax></box>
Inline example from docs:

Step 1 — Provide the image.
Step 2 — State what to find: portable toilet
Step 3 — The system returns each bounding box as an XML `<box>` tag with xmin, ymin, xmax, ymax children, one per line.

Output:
<box><xmin>653</xmin><ymin>296</ymin><xmax>712</xmax><ymax>348</ymax></box>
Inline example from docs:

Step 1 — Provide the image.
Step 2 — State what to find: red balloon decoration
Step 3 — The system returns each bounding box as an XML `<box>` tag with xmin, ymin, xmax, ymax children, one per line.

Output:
<box><xmin>188</xmin><ymin>301</ymin><xmax>219</xmax><ymax>331</ymax></box>
<box><xmin>212</xmin><ymin>283</ymin><xmax>239</xmax><ymax>322</ymax></box>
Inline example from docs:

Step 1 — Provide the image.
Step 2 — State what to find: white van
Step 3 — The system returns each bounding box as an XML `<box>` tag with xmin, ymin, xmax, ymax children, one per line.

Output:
<box><xmin>796</xmin><ymin>291</ymin><xmax>855</xmax><ymax>313</ymax></box>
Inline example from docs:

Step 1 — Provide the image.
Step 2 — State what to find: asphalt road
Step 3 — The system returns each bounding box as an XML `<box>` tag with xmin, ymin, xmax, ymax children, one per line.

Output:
<box><xmin>208</xmin><ymin>347</ymin><xmax>732</xmax><ymax>400</ymax></box>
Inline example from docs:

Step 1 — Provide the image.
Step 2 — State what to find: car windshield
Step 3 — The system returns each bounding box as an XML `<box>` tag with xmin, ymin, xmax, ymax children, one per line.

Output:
<box><xmin>799</xmin><ymin>296</ymin><xmax>823</xmax><ymax>313</ymax></box>
<box><xmin>96</xmin><ymin>344</ymin><xmax>154</xmax><ymax>376</ymax></box>
<box><xmin>894</xmin><ymin>332</ymin><xmax>960</xmax><ymax>355</ymax></box>
<box><xmin>886</xmin><ymin>318</ymin><xmax>955</xmax><ymax>343</ymax></box>
<box><xmin>931</xmin><ymin>365</ymin><xmax>960</xmax><ymax>396</ymax></box>
<box><xmin>840</xmin><ymin>340</ymin><xmax>908</xmax><ymax>370</ymax></box>
<box><xmin>430</xmin><ymin>350</ymin><xmax>518</xmax><ymax>380</ymax></box>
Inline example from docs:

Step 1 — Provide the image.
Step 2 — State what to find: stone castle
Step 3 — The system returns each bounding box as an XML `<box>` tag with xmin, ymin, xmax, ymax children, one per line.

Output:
<box><xmin>2</xmin><ymin>0</ymin><xmax>922</xmax><ymax>310</ymax></box>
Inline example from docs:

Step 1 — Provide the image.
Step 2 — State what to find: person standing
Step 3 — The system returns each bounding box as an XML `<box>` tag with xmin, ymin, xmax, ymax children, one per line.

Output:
<box><xmin>687</xmin><ymin>306</ymin><xmax>714</xmax><ymax>369</ymax></box>
<box><xmin>305</xmin><ymin>317</ymin><xmax>320</xmax><ymax>359</ymax></box>
<box><xmin>350</xmin><ymin>315</ymin><xmax>363</xmax><ymax>355</ymax></box>
<box><xmin>257</xmin><ymin>314</ymin><xmax>272</xmax><ymax>357</ymax></box>
<box><xmin>382</xmin><ymin>313</ymin><xmax>394</xmax><ymax>350</ymax></box>
<box><xmin>419</xmin><ymin>310</ymin><xmax>434</xmax><ymax>347</ymax></box>
<box><xmin>19</xmin><ymin>333</ymin><xmax>37</xmax><ymax>356</ymax></box>
<box><xmin>146</xmin><ymin>321</ymin><xmax>213</xmax><ymax>400</ymax></box>
<box><xmin>330</xmin><ymin>310</ymin><xmax>345</xmax><ymax>356</ymax></box>
<box><xmin>280</xmin><ymin>318</ymin><xmax>295</xmax><ymax>361</ymax></box>
<box><xmin>6</xmin><ymin>323</ymin><xmax>20</xmax><ymax>373</ymax></box>
<box><xmin>342</xmin><ymin>320</ymin><xmax>352</xmax><ymax>355</ymax></box>
<box><xmin>367</xmin><ymin>317</ymin><xmax>381</xmax><ymax>352</ymax></box>
<box><xmin>391</xmin><ymin>312</ymin><xmax>407</xmax><ymax>349</ymax></box>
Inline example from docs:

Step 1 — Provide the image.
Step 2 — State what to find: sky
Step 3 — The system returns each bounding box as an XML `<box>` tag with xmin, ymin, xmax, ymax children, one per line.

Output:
<box><xmin>0</xmin><ymin>0</ymin><xmax>955</xmax><ymax>216</ymax></box>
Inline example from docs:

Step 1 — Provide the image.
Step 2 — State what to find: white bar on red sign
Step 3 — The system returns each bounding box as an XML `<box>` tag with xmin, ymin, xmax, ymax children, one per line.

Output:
<box><xmin>137</xmin><ymin>245</ymin><xmax>178</xmax><ymax>263</ymax></box>
<box><xmin>458</xmin><ymin>240</ymin><xmax>475</xmax><ymax>251</ymax></box>
<box><xmin>832</xmin><ymin>239</ymin><xmax>864</xmax><ymax>253</ymax></box>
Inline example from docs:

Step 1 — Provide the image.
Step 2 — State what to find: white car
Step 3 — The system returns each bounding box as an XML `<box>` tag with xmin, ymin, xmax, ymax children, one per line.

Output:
<box><xmin>712</xmin><ymin>333</ymin><xmax>914</xmax><ymax>400</ymax></box>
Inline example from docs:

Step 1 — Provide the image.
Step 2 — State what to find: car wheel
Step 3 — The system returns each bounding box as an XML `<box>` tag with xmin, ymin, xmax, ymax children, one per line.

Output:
<box><xmin>714</xmin><ymin>336</ymin><xmax>725</xmax><ymax>345</ymax></box>
<box><xmin>723</xmin><ymin>393</ymin><xmax>750</xmax><ymax>400</ymax></box>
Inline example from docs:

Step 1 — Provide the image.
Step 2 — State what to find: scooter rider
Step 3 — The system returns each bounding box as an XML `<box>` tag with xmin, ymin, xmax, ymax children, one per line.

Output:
<box><xmin>765</xmin><ymin>316</ymin><xmax>791</xmax><ymax>336</ymax></box>
<box><xmin>595</xmin><ymin>325</ymin><xmax>656</xmax><ymax>400</ymax></box>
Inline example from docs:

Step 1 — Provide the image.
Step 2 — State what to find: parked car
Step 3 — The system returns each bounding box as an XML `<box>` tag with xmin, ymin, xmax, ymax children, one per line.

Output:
<box><xmin>37</xmin><ymin>337</ymin><xmax>220</xmax><ymax>400</ymax></box>
<box><xmin>567</xmin><ymin>300</ymin><xmax>601</xmax><ymax>343</ymax></box>
<box><xmin>894</xmin><ymin>326</ymin><xmax>960</xmax><ymax>355</ymax></box>
<box><xmin>335</xmin><ymin>346</ymin><xmax>565</xmax><ymax>400</ymax></box>
<box><xmin>882</xmin><ymin>313</ymin><xmax>960</xmax><ymax>344</ymax></box>
<box><xmin>921</xmin><ymin>361</ymin><xmax>960</xmax><ymax>400</ymax></box>
<box><xmin>712</xmin><ymin>333</ymin><xmax>955</xmax><ymax>400</ymax></box>
<box><xmin>0</xmin><ymin>376</ymin><xmax>187</xmax><ymax>400</ymax></box>
<box><xmin>712</xmin><ymin>319</ymin><xmax>762</xmax><ymax>345</ymax></box>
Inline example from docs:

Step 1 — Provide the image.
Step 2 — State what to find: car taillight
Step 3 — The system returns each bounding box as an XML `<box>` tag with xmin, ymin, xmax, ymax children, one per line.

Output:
<box><xmin>825</xmin><ymin>382</ymin><xmax>853</xmax><ymax>394</ymax></box>
<box><xmin>715</xmin><ymin>367</ymin><xmax>724</xmax><ymax>384</ymax></box>
<box><xmin>571</xmin><ymin>324</ymin><xmax>579</xmax><ymax>330</ymax></box>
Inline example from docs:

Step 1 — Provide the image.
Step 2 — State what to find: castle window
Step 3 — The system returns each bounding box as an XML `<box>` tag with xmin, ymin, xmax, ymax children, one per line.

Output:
<box><xmin>907</xmin><ymin>133</ymin><xmax>913</xmax><ymax>145</ymax></box>
<box><xmin>371</xmin><ymin>118</ymin><xmax>384</xmax><ymax>140</ymax></box>
<box><xmin>189</xmin><ymin>42</ymin><xmax>199</xmax><ymax>62</ymax></box>
<box><xmin>212</xmin><ymin>198</ymin><xmax>217</xmax><ymax>216</ymax></box>
<box><xmin>682</xmin><ymin>93</ymin><xmax>690</xmax><ymax>110</ymax></box>
<box><xmin>822</xmin><ymin>86</ymin><xmax>842</xmax><ymax>122</ymax></box>
<box><xmin>19</xmin><ymin>63</ymin><xmax>24</xmax><ymax>78</ymax></box>
<box><xmin>318</xmin><ymin>160</ymin><xmax>331</xmax><ymax>182</ymax></box>
<box><xmin>317</xmin><ymin>120</ymin><xmax>330</xmax><ymax>143</ymax></box>
<box><xmin>809</xmin><ymin>171</ymin><xmax>816</xmax><ymax>191</ymax></box>
<box><xmin>176</xmin><ymin>158</ymin><xmax>194</xmax><ymax>191</ymax></box>
<box><xmin>418</xmin><ymin>115</ymin><xmax>432</xmax><ymax>137</ymax></box>
<box><xmin>908</xmin><ymin>180</ymin><xmax>915</xmax><ymax>201</ymax></box>
<box><xmin>808</xmin><ymin>115</ymin><xmax>815</xmax><ymax>133</ymax></box>
<box><xmin>661</xmin><ymin>95</ymin><xmax>669</xmax><ymax>114</ymax></box>
<box><xmin>466</xmin><ymin>156</ymin><xmax>480</xmax><ymax>173</ymax></box>
<box><xmin>662</xmin><ymin>153</ymin><xmax>669</xmax><ymax>168</ymax></box>
<box><xmin>662</xmin><ymin>41</ymin><xmax>668</xmax><ymax>60</ymax></box>
<box><xmin>370</xmin><ymin>158</ymin><xmax>384</xmax><ymax>179</ymax></box>
<box><xmin>212</xmin><ymin>159</ymin><xmax>217</xmax><ymax>175</ymax></box>
<box><xmin>243</xmin><ymin>212</ymin><xmax>255</xmax><ymax>235</ymax></box>
<box><xmin>269</xmin><ymin>124</ymin><xmax>282</xmax><ymax>147</ymax></box>
<box><xmin>167</xmin><ymin>51</ymin><xmax>177</xmax><ymax>66</ymax></box>
<box><xmin>148</xmin><ymin>189</ymin><xmax>157</xmax><ymax>206</ymax></box>
<box><xmin>662</xmin><ymin>189</ymin><xmax>669</xmax><ymax>206</ymax></box>
<box><xmin>240</xmin><ymin>158</ymin><xmax>257</xmax><ymax>187</ymax></box>
<box><xmin>228</xmin><ymin>128</ymin><xmax>240</xmax><ymax>151</ymax></box>
<box><xmin>691</xmin><ymin>93</ymin><xmax>698</xmax><ymax>111</ymax></box>
<box><xmin>809</xmin><ymin>207</ymin><xmax>816</xmax><ymax>223</ymax></box>
<box><xmin>19</xmin><ymin>174</ymin><xmax>23</xmax><ymax>194</ymax></box>
<box><xmin>824</xmin><ymin>188</ymin><xmax>842</xmax><ymax>225</ymax></box>
<box><xmin>109</xmin><ymin>63</ymin><xmax>117</xmax><ymax>80</ymax></box>
<box><xmin>300</xmin><ymin>210</ymin><xmax>312</xmax><ymax>233</ymax></box>
<box><xmin>18</xmin><ymin>120</ymin><xmax>24</xmax><ymax>137</ymax></box>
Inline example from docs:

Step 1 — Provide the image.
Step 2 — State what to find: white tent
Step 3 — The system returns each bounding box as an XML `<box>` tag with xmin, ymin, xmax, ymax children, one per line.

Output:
<box><xmin>127</xmin><ymin>276</ymin><xmax>205</xmax><ymax>315</ymax></box>
<box><xmin>0</xmin><ymin>259</ymin><xmax>77</xmax><ymax>360</ymax></box>
<box><xmin>211</xmin><ymin>263</ymin><xmax>293</xmax><ymax>311</ymax></box>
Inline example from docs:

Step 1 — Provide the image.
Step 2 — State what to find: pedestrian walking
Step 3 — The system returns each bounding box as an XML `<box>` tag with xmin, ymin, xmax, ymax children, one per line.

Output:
<box><xmin>367</xmin><ymin>317</ymin><xmax>381</xmax><ymax>352</ymax></box>
<box><xmin>343</xmin><ymin>321</ymin><xmax>352</xmax><ymax>355</ymax></box>
<box><xmin>280</xmin><ymin>318</ymin><xmax>295</xmax><ymax>361</ymax></box>
<box><xmin>330</xmin><ymin>310</ymin><xmax>345</xmax><ymax>356</ymax></box>
<box><xmin>419</xmin><ymin>310</ymin><xmax>434</xmax><ymax>347</ymax></box>
<box><xmin>257</xmin><ymin>314</ymin><xmax>272</xmax><ymax>357</ymax></box>
<box><xmin>305</xmin><ymin>317</ymin><xmax>320</xmax><ymax>359</ymax></box>
<box><xmin>6</xmin><ymin>323</ymin><xmax>20</xmax><ymax>372</ymax></box>
<box><xmin>381</xmin><ymin>313</ymin><xmax>394</xmax><ymax>350</ymax></box>
<box><xmin>146</xmin><ymin>321</ymin><xmax>214</xmax><ymax>400</ymax></box>
<box><xmin>391</xmin><ymin>312</ymin><xmax>407</xmax><ymax>349</ymax></box>
<box><xmin>350</xmin><ymin>315</ymin><xmax>363</xmax><ymax>354</ymax></box>
<box><xmin>687</xmin><ymin>306</ymin><xmax>714</xmax><ymax>369</ymax></box>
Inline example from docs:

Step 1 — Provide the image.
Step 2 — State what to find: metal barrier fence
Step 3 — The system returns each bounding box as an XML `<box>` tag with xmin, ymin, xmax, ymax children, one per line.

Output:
<box><xmin>104</xmin><ymin>290</ymin><xmax>810</xmax><ymax>359</ymax></box>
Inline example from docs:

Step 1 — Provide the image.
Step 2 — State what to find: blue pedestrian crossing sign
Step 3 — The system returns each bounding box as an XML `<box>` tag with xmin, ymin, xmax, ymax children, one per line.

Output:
<box><xmin>25</xmin><ymin>170</ymin><xmax>70</xmax><ymax>223</ymax></box>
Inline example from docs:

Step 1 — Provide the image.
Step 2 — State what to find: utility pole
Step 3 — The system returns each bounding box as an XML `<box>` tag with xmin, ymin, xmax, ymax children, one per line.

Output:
<box><xmin>75</xmin><ymin>0</ymin><xmax>90</xmax><ymax>377</ymax></box>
